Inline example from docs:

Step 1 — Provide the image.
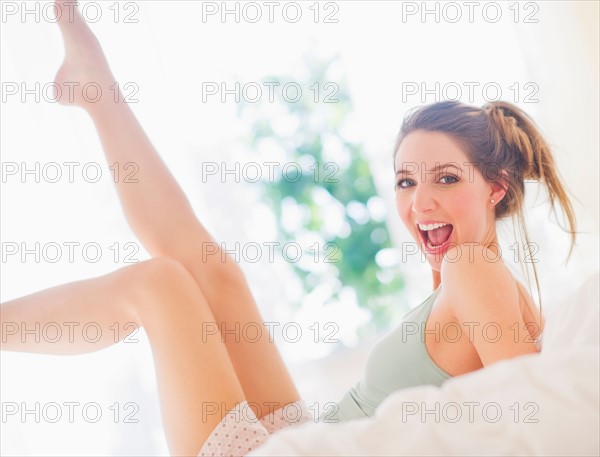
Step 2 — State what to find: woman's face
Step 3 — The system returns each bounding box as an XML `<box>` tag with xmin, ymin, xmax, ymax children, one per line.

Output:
<box><xmin>394</xmin><ymin>130</ymin><xmax>503</xmax><ymax>271</ymax></box>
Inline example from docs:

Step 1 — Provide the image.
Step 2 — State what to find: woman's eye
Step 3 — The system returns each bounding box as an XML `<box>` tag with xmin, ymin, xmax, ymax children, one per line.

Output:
<box><xmin>395</xmin><ymin>179</ymin><xmax>413</xmax><ymax>189</ymax></box>
<box><xmin>440</xmin><ymin>175</ymin><xmax>459</xmax><ymax>184</ymax></box>
<box><xmin>396</xmin><ymin>175</ymin><xmax>458</xmax><ymax>189</ymax></box>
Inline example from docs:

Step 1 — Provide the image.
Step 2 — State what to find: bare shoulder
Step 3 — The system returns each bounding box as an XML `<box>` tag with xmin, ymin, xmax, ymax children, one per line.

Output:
<box><xmin>441</xmin><ymin>243</ymin><xmax>544</xmax><ymax>337</ymax></box>
<box><xmin>441</xmin><ymin>243</ymin><xmax>513</xmax><ymax>286</ymax></box>
<box><xmin>439</xmin><ymin>243</ymin><xmax>519</xmax><ymax>313</ymax></box>
<box><xmin>438</xmin><ymin>243</ymin><xmax>542</xmax><ymax>365</ymax></box>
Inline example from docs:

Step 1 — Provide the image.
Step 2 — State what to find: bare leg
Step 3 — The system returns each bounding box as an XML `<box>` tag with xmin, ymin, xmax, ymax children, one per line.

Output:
<box><xmin>53</xmin><ymin>0</ymin><xmax>301</xmax><ymax>420</ymax></box>
<box><xmin>1</xmin><ymin>267</ymin><xmax>138</xmax><ymax>354</ymax></box>
<box><xmin>1</xmin><ymin>258</ymin><xmax>247</xmax><ymax>456</ymax></box>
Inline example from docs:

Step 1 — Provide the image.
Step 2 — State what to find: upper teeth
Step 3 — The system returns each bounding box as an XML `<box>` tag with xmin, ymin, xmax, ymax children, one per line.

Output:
<box><xmin>418</xmin><ymin>222</ymin><xmax>450</xmax><ymax>231</ymax></box>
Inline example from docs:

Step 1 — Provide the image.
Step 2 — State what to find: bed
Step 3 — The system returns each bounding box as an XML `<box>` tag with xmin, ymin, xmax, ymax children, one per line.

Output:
<box><xmin>250</xmin><ymin>271</ymin><xmax>600</xmax><ymax>456</ymax></box>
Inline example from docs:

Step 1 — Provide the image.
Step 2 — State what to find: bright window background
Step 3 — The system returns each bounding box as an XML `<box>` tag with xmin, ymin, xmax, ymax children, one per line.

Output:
<box><xmin>1</xmin><ymin>1</ymin><xmax>598</xmax><ymax>455</ymax></box>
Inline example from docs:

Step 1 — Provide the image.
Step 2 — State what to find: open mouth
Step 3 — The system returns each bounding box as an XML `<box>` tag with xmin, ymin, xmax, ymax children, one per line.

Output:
<box><xmin>417</xmin><ymin>223</ymin><xmax>454</xmax><ymax>250</ymax></box>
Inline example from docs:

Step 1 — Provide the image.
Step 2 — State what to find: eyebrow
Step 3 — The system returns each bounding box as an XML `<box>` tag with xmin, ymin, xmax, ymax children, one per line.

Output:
<box><xmin>395</xmin><ymin>163</ymin><xmax>463</xmax><ymax>175</ymax></box>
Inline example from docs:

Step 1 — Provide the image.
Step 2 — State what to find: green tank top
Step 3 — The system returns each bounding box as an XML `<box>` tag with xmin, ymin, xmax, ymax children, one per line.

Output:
<box><xmin>320</xmin><ymin>285</ymin><xmax>452</xmax><ymax>422</ymax></box>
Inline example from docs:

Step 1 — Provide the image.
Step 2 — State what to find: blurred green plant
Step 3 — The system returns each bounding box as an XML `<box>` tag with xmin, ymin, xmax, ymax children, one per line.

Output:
<box><xmin>236</xmin><ymin>52</ymin><xmax>405</xmax><ymax>333</ymax></box>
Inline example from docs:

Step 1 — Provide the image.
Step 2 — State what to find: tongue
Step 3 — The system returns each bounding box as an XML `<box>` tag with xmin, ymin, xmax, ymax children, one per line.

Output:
<box><xmin>428</xmin><ymin>225</ymin><xmax>453</xmax><ymax>246</ymax></box>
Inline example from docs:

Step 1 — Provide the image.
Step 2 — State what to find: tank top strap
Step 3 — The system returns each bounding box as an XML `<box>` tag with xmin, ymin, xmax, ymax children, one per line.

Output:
<box><xmin>403</xmin><ymin>286</ymin><xmax>442</xmax><ymax>324</ymax></box>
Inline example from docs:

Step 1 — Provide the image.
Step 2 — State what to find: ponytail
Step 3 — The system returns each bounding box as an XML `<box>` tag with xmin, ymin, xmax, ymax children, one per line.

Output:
<box><xmin>484</xmin><ymin>101</ymin><xmax>578</xmax><ymax>261</ymax></box>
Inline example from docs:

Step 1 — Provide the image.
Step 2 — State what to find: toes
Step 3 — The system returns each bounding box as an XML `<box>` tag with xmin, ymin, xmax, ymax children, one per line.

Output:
<box><xmin>54</xmin><ymin>0</ymin><xmax>102</xmax><ymax>52</ymax></box>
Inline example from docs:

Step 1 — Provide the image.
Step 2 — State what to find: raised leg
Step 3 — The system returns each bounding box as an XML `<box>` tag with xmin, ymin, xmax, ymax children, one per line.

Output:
<box><xmin>1</xmin><ymin>258</ymin><xmax>247</xmax><ymax>456</ymax></box>
<box><xmin>52</xmin><ymin>0</ymin><xmax>302</xmax><ymax>423</ymax></box>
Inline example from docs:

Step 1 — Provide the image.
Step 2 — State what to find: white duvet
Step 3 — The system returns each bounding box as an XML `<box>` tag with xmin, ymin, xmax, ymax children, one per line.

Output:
<box><xmin>250</xmin><ymin>272</ymin><xmax>600</xmax><ymax>456</ymax></box>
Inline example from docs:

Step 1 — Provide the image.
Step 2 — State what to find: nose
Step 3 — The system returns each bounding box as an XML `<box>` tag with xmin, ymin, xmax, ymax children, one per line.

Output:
<box><xmin>412</xmin><ymin>183</ymin><xmax>436</xmax><ymax>215</ymax></box>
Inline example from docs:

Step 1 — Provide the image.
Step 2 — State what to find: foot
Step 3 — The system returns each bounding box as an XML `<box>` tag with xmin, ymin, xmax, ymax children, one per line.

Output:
<box><xmin>53</xmin><ymin>0</ymin><xmax>116</xmax><ymax>109</ymax></box>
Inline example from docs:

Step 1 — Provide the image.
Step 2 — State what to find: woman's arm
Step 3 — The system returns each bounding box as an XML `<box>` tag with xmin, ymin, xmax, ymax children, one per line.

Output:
<box><xmin>441</xmin><ymin>244</ymin><xmax>541</xmax><ymax>367</ymax></box>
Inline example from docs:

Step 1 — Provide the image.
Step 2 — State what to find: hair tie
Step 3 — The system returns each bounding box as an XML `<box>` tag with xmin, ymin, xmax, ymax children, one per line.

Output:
<box><xmin>486</xmin><ymin>103</ymin><xmax>517</xmax><ymax>127</ymax></box>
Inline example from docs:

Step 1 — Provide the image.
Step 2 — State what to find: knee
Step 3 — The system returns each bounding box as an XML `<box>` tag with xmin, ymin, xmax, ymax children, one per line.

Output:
<box><xmin>122</xmin><ymin>257</ymin><xmax>198</xmax><ymax>312</ymax></box>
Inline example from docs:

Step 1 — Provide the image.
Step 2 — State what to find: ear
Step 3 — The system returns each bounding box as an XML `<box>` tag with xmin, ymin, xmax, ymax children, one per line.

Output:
<box><xmin>489</xmin><ymin>169</ymin><xmax>508</xmax><ymax>204</ymax></box>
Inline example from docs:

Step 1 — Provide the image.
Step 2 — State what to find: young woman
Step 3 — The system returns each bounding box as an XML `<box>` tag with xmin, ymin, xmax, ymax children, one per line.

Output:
<box><xmin>1</xmin><ymin>2</ymin><xmax>577</xmax><ymax>456</ymax></box>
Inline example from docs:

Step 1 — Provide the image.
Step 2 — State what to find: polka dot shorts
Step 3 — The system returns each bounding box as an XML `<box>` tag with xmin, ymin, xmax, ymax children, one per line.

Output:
<box><xmin>197</xmin><ymin>399</ymin><xmax>313</xmax><ymax>457</ymax></box>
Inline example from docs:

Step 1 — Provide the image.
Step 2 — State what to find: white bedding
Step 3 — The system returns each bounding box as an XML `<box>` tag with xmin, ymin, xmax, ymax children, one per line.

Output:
<box><xmin>250</xmin><ymin>272</ymin><xmax>600</xmax><ymax>456</ymax></box>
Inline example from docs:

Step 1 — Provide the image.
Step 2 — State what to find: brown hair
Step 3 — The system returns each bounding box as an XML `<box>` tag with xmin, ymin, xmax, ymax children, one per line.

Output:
<box><xmin>393</xmin><ymin>100</ymin><xmax>579</xmax><ymax>315</ymax></box>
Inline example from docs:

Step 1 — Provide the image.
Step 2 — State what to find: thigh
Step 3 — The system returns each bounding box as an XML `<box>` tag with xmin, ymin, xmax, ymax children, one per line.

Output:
<box><xmin>130</xmin><ymin>257</ymin><xmax>250</xmax><ymax>455</ymax></box>
<box><xmin>150</xmin><ymin>225</ymin><xmax>303</xmax><ymax>420</ymax></box>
